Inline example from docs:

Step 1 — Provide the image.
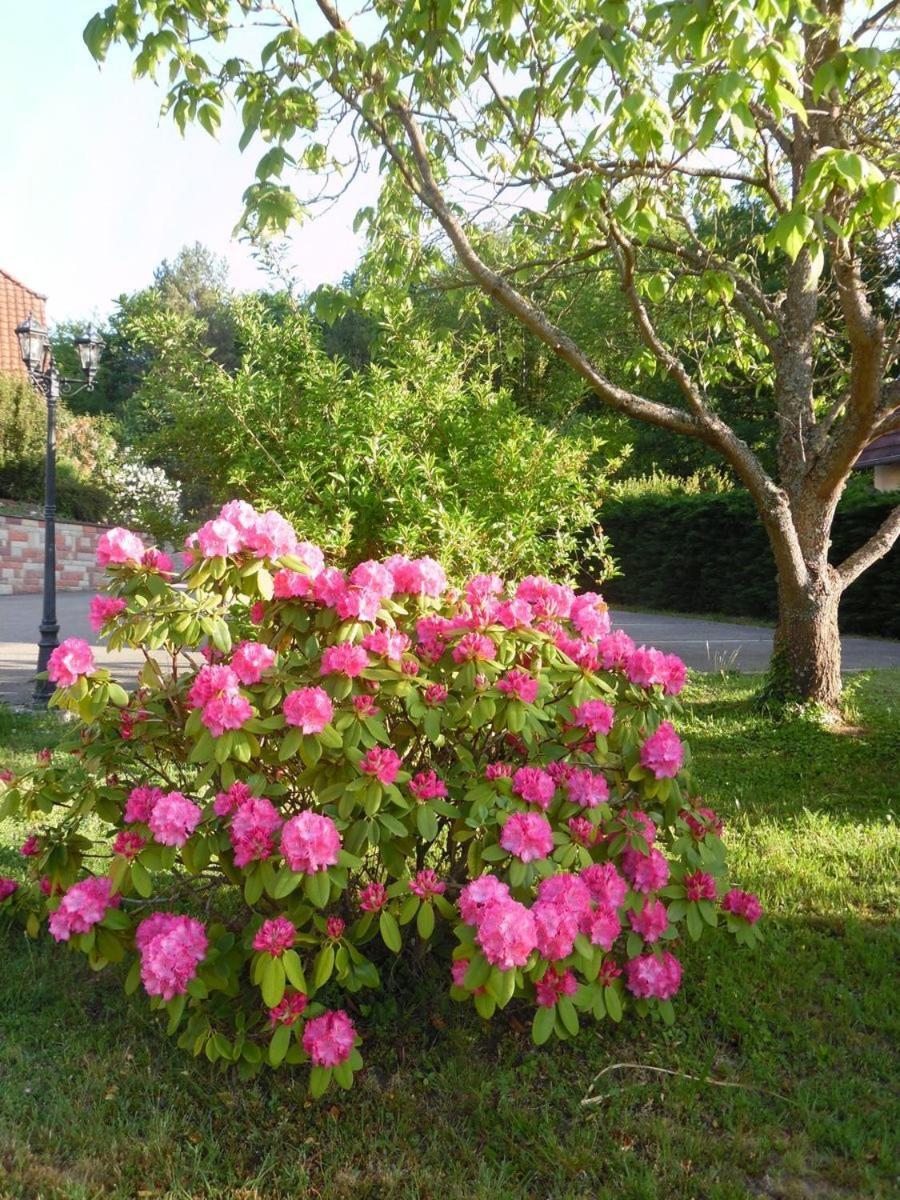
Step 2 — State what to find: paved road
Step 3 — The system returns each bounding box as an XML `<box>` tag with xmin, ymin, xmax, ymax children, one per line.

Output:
<box><xmin>1</xmin><ymin>591</ymin><xmax>899</xmax><ymax>706</ymax></box>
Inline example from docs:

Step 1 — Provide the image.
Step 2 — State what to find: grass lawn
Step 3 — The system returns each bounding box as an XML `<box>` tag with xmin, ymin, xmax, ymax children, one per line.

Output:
<box><xmin>0</xmin><ymin>673</ymin><xmax>898</xmax><ymax>1200</ymax></box>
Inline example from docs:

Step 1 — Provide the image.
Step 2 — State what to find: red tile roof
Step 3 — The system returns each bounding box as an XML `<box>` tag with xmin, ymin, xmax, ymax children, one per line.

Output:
<box><xmin>0</xmin><ymin>267</ymin><xmax>47</xmax><ymax>378</ymax></box>
<box><xmin>855</xmin><ymin>431</ymin><xmax>900</xmax><ymax>469</ymax></box>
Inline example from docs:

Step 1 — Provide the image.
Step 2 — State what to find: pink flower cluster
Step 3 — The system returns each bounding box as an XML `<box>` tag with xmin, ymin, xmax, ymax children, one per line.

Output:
<box><xmin>230</xmin><ymin>795</ymin><xmax>283</xmax><ymax>866</ymax></box>
<box><xmin>512</xmin><ymin>767</ymin><xmax>555</xmax><ymax>810</ymax></box>
<box><xmin>360</xmin><ymin>747</ymin><xmax>401</xmax><ymax>786</ymax></box>
<box><xmin>253</xmin><ymin>916</ymin><xmax>296</xmax><ymax>956</ymax></box>
<box><xmin>136</xmin><ymin>912</ymin><xmax>208</xmax><ymax>1000</ymax></box>
<box><xmin>497</xmin><ymin>670</ymin><xmax>538</xmax><ymax>704</ymax></box>
<box><xmin>47</xmin><ymin>638</ymin><xmax>94</xmax><ymax>688</ymax></box>
<box><xmin>281</xmin><ymin>811</ymin><xmax>341</xmax><ymax>874</ymax></box>
<box><xmin>302</xmin><ymin>1010</ymin><xmax>356</xmax><ymax>1067</ymax></box>
<box><xmin>96</xmin><ymin>527</ymin><xmax>146</xmax><ymax>567</ymax></box>
<box><xmin>0</xmin><ymin>877</ymin><xmax>18</xmax><ymax>902</ymax></box>
<box><xmin>722</xmin><ymin>889</ymin><xmax>763</xmax><ymax>924</ymax></box>
<box><xmin>48</xmin><ymin>877</ymin><xmax>119</xmax><ymax>942</ymax></box>
<box><xmin>231</xmin><ymin>641</ymin><xmax>276</xmax><ymax>685</ymax></box>
<box><xmin>190</xmin><ymin>500</ymin><xmax>297</xmax><ymax>560</ymax></box>
<box><xmin>409</xmin><ymin>770</ymin><xmax>447</xmax><ymax>801</ymax></box>
<box><xmin>148</xmin><ymin>791</ymin><xmax>202</xmax><ymax>848</ymax></box>
<box><xmin>624</xmin><ymin>951</ymin><xmax>682</xmax><ymax>999</ymax></box>
<box><xmin>89</xmin><ymin>594</ymin><xmax>126</xmax><ymax>633</ymax></box>
<box><xmin>187</xmin><ymin>664</ymin><xmax>252</xmax><ymax>738</ymax></box>
<box><xmin>283</xmin><ymin>686</ymin><xmax>333</xmax><ymax>733</ymax></box>
<box><xmin>320</xmin><ymin>642</ymin><xmax>369</xmax><ymax>678</ymax></box>
<box><xmin>640</xmin><ymin>721</ymin><xmax>685</xmax><ymax>779</ymax></box>
<box><xmin>500</xmin><ymin>811</ymin><xmax>554</xmax><ymax>862</ymax></box>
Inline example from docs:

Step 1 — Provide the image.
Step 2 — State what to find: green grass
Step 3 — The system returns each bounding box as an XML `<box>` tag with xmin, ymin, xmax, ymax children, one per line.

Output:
<box><xmin>1</xmin><ymin>674</ymin><xmax>898</xmax><ymax>1200</ymax></box>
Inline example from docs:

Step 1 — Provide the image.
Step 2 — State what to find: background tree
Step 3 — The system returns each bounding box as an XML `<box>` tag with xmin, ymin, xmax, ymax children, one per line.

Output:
<box><xmin>86</xmin><ymin>0</ymin><xmax>900</xmax><ymax>707</ymax></box>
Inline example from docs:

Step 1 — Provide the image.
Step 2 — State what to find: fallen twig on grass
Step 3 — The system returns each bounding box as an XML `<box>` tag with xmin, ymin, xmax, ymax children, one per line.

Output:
<box><xmin>581</xmin><ymin>1061</ymin><xmax>791</xmax><ymax>1107</ymax></box>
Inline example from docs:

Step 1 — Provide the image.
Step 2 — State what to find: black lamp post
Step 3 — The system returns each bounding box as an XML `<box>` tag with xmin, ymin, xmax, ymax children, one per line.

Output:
<box><xmin>15</xmin><ymin>314</ymin><xmax>105</xmax><ymax>706</ymax></box>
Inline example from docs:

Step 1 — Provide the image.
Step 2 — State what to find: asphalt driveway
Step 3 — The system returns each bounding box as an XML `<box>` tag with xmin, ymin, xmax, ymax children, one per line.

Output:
<box><xmin>1</xmin><ymin>591</ymin><xmax>899</xmax><ymax>707</ymax></box>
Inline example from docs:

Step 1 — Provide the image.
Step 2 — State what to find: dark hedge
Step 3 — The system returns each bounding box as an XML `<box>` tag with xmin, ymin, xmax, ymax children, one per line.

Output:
<box><xmin>599</xmin><ymin>488</ymin><xmax>899</xmax><ymax>638</ymax></box>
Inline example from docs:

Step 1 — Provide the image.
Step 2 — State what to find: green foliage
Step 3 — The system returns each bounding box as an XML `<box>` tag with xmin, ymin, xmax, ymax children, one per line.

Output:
<box><xmin>600</xmin><ymin>482</ymin><xmax>900</xmax><ymax>637</ymax></box>
<box><xmin>126</xmin><ymin>298</ymin><xmax>617</xmax><ymax>579</ymax></box>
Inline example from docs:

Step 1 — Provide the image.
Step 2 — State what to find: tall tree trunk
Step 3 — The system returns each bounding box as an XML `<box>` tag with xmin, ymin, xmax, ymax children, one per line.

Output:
<box><xmin>764</xmin><ymin>501</ymin><xmax>844</xmax><ymax>709</ymax></box>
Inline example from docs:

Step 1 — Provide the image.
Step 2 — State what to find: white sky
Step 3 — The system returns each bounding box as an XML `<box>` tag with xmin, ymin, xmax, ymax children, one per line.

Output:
<box><xmin>0</xmin><ymin>0</ymin><xmax>376</xmax><ymax>323</ymax></box>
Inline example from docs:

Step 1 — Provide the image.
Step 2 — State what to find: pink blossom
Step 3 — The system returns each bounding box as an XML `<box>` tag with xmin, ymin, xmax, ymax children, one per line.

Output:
<box><xmin>485</xmin><ymin>762</ymin><xmax>514</xmax><ymax>781</ymax></box>
<box><xmin>283</xmin><ymin>687</ymin><xmax>333</xmax><ymax>733</ymax></box>
<box><xmin>47</xmin><ymin>638</ymin><xmax>94</xmax><ymax>688</ymax></box>
<box><xmin>293</xmin><ymin>540</ymin><xmax>326</xmax><ymax>575</ymax></box>
<box><xmin>459</xmin><ymin>875</ymin><xmax>511</xmax><ymax>926</ymax></box>
<box><xmin>451</xmin><ymin>633</ymin><xmax>496</xmax><ymax>663</ymax></box>
<box><xmin>201</xmin><ymin>691</ymin><xmax>252</xmax><ymax>739</ymax></box>
<box><xmin>409</xmin><ymin>770</ymin><xmax>447</xmax><ymax>801</ymax></box>
<box><xmin>661</xmin><ymin>653</ymin><xmax>687</xmax><ymax>695</ymax></box>
<box><xmin>721</xmin><ymin>889</ymin><xmax>763</xmax><ymax>924</ymax></box>
<box><xmin>89</xmin><ymin>594</ymin><xmax>126</xmax><ymax>633</ymax></box>
<box><xmin>274</xmin><ymin>568</ymin><xmax>314</xmax><ymax>600</ymax></box>
<box><xmin>627</xmin><ymin>645</ymin><xmax>667</xmax><ymax>689</ymax></box>
<box><xmin>409</xmin><ymin>869</ymin><xmax>446</xmax><ymax>899</ymax></box>
<box><xmin>187</xmin><ymin>664</ymin><xmax>240</xmax><ymax>709</ymax></box>
<box><xmin>113</xmin><ymin>830</ymin><xmax>145</xmax><ymax>858</ymax></box>
<box><xmin>250</xmin><ymin>601</ymin><xmax>266</xmax><ymax>625</ymax></box>
<box><xmin>535</xmin><ymin>873</ymin><xmax>592</xmax><ymax>918</ymax></box>
<box><xmin>581</xmin><ymin>863</ymin><xmax>628</xmax><ymax>909</ymax></box>
<box><xmin>565</xmin><ymin>768</ymin><xmax>609</xmax><ymax>809</ymax></box>
<box><xmin>231</xmin><ymin>641</ymin><xmax>276</xmax><ymax>685</ymax></box>
<box><xmin>0</xmin><ymin>878</ymin><xmax>19</xmax><ymax>902</ymax></box>
<box><xmin>195</xmin><ymin>516</ymin><xmax>243</xmax><ymax>558</ymax></box>
<box><xmin>517</xmin><ymin>576</ymin><xmax>574</xmax><ymax>619</ymax></box>
<box><xmin>618</xmin><ymin>809</ymin><xmax>657</xmax><ymax>846</ymax></box>
<box><xmin>281</xmin><ymin>811</ymin><xmax>341</xmax><ymax>874</ymax></box>
<box><xmin>230</xmin><ymin>796</ymin><xmax>283</xmax><ymax>867</ymax></box>
<box><xmin>532</xmin><ymin>900</ymin><xmax>580</xmax><ymax>961</ymax></box>
<box><xmin>124</xmin><ymin>785</ymin><xmax>163</xmax><ymax>824</ymax></box>
<box><xmin>48</xmin><ymin>877</ymin><xmax>119</xmax><ymax>942</ymax></box>
<box><xmin>495</xmin><ymin>598</ymin><xmax>534</xmax><ymax>629</ymax></box>
<box><xmin>570</xmin><ymin>699</ymin><xmax>615</xmax><ymax>735</ymax></box>
<box><xmin>136</xmin><ymin>912</ymin><xmax>208</xmax><ymax>1001</ymax></box>
<box><xmin>269</xmin><ymin>991</ymin><xmax>309</xmax><ymax>1025</ymax></box>
<box><xmin>96</xmin><ymin>527</ymin><xmax>146</xmax><ymax>567</ymax></box>
<box><xmin>362</xmin><ymin>627</ymin><xmax>410</xmax><ymax>661</ymax></box>
<box><xmin>625</xmin><ymin>951</ymin><xmax>682</xmax><ymax>1000</ymax></box>
<box><xmin>499</xmin><ymin>812</ymin><xmax>554</xmax><ymax>863</ymax></box>
<box><xmin>684</xmin><ymin>870</ymin><xmax>718</xmax><ymax>902</ymax></box>
<box><xmin>680</xmin><ymin>806</ymin><xmax>724</xmax><ymax>839</ymax></box>
<box><xmin>148</xmin><ymin>791</ymin><xmax>202</xmax><ymax>847</ymax></box>
<box><xmin>629</xmin><ymin>898</ymin><xmax>670</xmax><ymax>944</ymax></box>
<box><xmin>320</xmin><ymin>642</ymin><xmax>370</xmax><ymax>678</ymax></box>
<box><xmin>20</xmin><ymin>835</ymin><xmax>40</xmax><ymax>858</ymax></box>
<box><xmin>583</xmin><ymin>905</ymin><xmax>622</xmax><ymax>951</ymax></box>
<box><xmin>359</xmin><ymin>881</ymin><xmax>388</xmax><ymax>912</ymax></box>
<box><xmin>568</xmin><ymin>816</ymin><xmax>601</xmax><ymax>847</ymax></box>
<box><xmin>302</xmin><ymin>1010</ymin><xmax>356</xmax><ymax>1067</ymax></box>
<box><xmin>350</xmin><ymin>560</ymin><xmax>395</xmax><ymax>599</ymax></box>
<box><xmin>424</xmin><ymin>683</ymin><xmax>448</xmax><ymax>706</ymax></box>
<box><xmin>360</xmin><ymin>746</ymin><xmax>401</xmax><ymax>786</ymax></box>
<box><xmin>326</xmin><ymin>916</ymin><xmax>346</xmax><ymax>940</ymax></box>
<box><xmin>622</xmin><ymin>848</ymin><xmax>670</xmax><ymax>894</ymax></box>
<box><xmin>385</xmin><ymin>555</ymin><xmax>447</xmax><ymax>596</ymax></box>
<box><xmin>512</xmin><ymin>767</ymin><xmax>556</xmax><ymax>810</ymax></box>
<box><xmin>535</xmin><ymin>965</ymin><xmax>578</xmax><ymax>1008</ymax></box>
<box><xmin>253</xmin><ymin>916</ymin><xmax>296</xmax><ymax>956</ymax></box>
<box><xmin>475</xmin><ymin>898</ymin><xmax>537</xmax><ymax>969</ymax></box>
<box><xmin>451</xmin><ymin>957</ymin><xmax>474</xmax><ymax>989</ymax></box>
<box><xmin>497</xmin><ymin>670</ymin><xmax>539</xmax><ymax>704</ymax></box>
<box><xmin>640</xmin><ymin>721</ymin><xmax>685</xmax><ymax>779</ymax></box>
<box><xmin>597</xmin><ymin>630</ymin><xmax>635</xmax><ymax>670</ymax></box>
<box><xmin>141</xmin><ymin>548</ymin><xmax>173</xmax><ymax>574</ymax></box>
<box><xmin>312</xmin><ymin>566</ymin><xmax>348</xmax><ymax>607</ymax></box>
<box><xmin>465</xmin><ymin>573</ymin><xmax>503</xmax><ymax>605</ymax></box>
<box><xmin>352</xmin><ymin>694</ymin><xmax>380</xmax><ymax>717</ymax></box>
<box><xmin>570</xmin><ymin>592</ymin><xmax>611</xmax><ymax>640</ymax></box>
<box><xmin>213</xmin><ymin>781</ymin><xmax>253</xmax><ymax>818</ymax></box>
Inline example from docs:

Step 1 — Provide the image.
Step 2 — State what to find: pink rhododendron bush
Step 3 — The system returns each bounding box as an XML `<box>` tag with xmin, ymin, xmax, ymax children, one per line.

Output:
<box><xmin>0</xmin><ymin>502</ymin><xmax>762</xmax><ymax>1097</ymax></box>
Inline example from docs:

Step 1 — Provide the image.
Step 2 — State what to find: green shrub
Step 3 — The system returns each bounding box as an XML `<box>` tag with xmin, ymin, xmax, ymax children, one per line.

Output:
<box><xmin>124</xmin><ymin>298</ymin><xmax>618</xmax><ymax>580</ymax></box>
<box><xmin>598</xmin><ymin>483</ymin><xmax>900</xmax><ymax>638</ymax></box>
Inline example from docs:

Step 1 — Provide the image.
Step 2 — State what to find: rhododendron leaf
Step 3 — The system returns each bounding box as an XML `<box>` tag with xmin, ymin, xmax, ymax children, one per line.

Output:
<box><xmin>333</xmin><ymin>1059</ymin><xmax>354</xmax><ymax>1090</ymax></box>
<box><xmin>558</xmin><ymin>996</ymin><xmax>579</xmax><ymax>1037</ymax></box>
<box><xmin>604</xmin><ymin>986</ymin><xmax>624</xmax><ymax>1023</ymax></box>
<box><xmin>398</xmin><ymin>895</ymin><xmax>420</xmax><ymax>925</ymax></box>
<box><xmin>463</xmin><ymin>956</ymin><xmax>491</xmax><ymax>991</ymax></box>
<box><xmin>131</xmin><ymin>860</ymin><xmax>153</xmax><ymax>898</ymax></box>
<box><xmin>278</xmin><ymin>729</ymin><xmax>304</xmax><ymax>762</ymax></box>
<box><xmin>416</xmin><ymin>901</ymin><xmax>435</xmax><ymax>940</ymax></box>
<box><xmin>532</xmin><ymin>1005</ymin><xmax>555</xmax><ymax>1045</ymax></box>
<box><xmin>416</xmin><ymin>805</ymin><xmax>439</xmax><ymax>842</ymax></box>
<box><xmin>124</xmin><ymin>958</ymin><xmax>142</xmax><ymax>996</ymax></box>
<box><xmin>282</xmin><ymin>950</ymin><xmax>306</xmax><ymax>991</ymax></box>
<box><xmin>107</xmin><ymin>683</ymin><xmax>130</xmax><ymax>708</ymax></box>
<box><xmin>686</xmin><ymin>904</ymin><xmax>703</xmax><ymax>941</ymax></box>
<box><xmin>166</xmin><ymin>994</ymin><xmax>187</xmax><ymax>1034</ymax></box>
<box><xmin>187</xmin><ymin>977</ymin><xmax>209</xmax><ymax>999</ymax></box>
<box><xmin>189</xmin><ymin>732</ymin><xmax>215</xmax><ymax>763</ymax></box>
<box><xmin>319</xmin><ymin>725</ymin><xmax>343</xmax><ymax>750</ymax></box>
<box><xmin>378</xmin><ymin>813</ymin><xmax>407</xmax><ymax>837</ymax></box>
<box><xmin>242</xmin><ymin>1042</ymin><xmax>262</xmax><ymax>1065</ymax></box>
<box><xmin>379</xmin><ymin>910</ymin><xmax>402</xmax><ymax>953</ymax></box>
<box><xmin>591</xmin><ymin>989</ymin><xmax>607</xmax><ymax>1020</ymax></box>
<box><xmin>349</xmin><ymin>1049</ymin><xmax>363</xmax><ymax>1072</ymax></box>
<box><xmin>473</xmin><ymin>991</ymin><xmax>496</xmax><ymax>1019</ymax></box>
<box><xmin>699</xmin><ymin>900</ymin><xmax>718</xmax><ymax>927</ymax></box>
<box><xmin>268</xmin><ymin>1023</ymin><xmax>291</xmax><ymax>1067</ymax></box>
<box><xmin>305</xmin><ymin>871</ymin><xmax>331</xmax><ymax>909</ymax></box>
<box><xmin>244</xmin><ymin>869</ymin><xmax>265</xmax><ymax>906</ymax></box>
<box><xmin>666</xmin><ymin>900</ymin><xmax>687</xmax><ymax>923</ymax></box>
<box><xmin>309</xmin><ymin>1066</ymin><xmax>331</xmax><ymax>1099</ymax></box>
<box><xmin>313</xmin><ymin>944</ymin><xmax>335</xmax><ymax>988</ymax></box>
<box><xmin>480</xmin><ymin>845</ymin><xmax>507</xmax><ymax>863</ymax></box>
<box><xmin>299</xmin><ymin>736</ymin><xmax>322</xmax><ymax>767</ymax></box>
<box><xmin>213</xmin><ymin>1033</ymin><xmax>233</xmax><ymax>1061</ymax></box>
<box><xmin>423</xmin><ymin>710</ymin><xmax>441</xmax><ymax>743</ymax></box>
<box><xmin>261</xmin><ymin>957</ymin><xmax>287</xmax><ymax>1008</ymax></box>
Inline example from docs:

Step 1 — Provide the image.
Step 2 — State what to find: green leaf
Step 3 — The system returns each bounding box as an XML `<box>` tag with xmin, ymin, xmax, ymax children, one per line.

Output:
<box><xmin>558</xmin><ymin>995</ymin><xmax>579</xmax><ymax>1036</ymax></box>
<box><xmin>282</xmin><ymin>949</ymin><xmax>307</xmax><ymax>991</ymax></box>
<box><xmin>532</xmin><ymin>1004</ymin><xmax>555</xmax><ymax>1045</ymax></box>
<box><xmin>309</xmin><ymin>1065</ymin><xmax>332</xmax><ymax>1099</ymax></box>
<box><xmin>269</xmin><ymin>1022</ymin><xmax>291</xmax><ymax>1066</ymax></box>
<box><xmin>261</xmin><ymin>957</ymin><xmax>286</xmax><ymax>1008</ymax></box>
<box><xmin>313</xmin><ymin>944</ymin><xmax>335</xmax><ymax>989</ymax></box>
<box><xmin>416</xmin><ymin>901</ymin><xmax>435</xmax><ymax>940</ymax></box>
<box><xmin>379</xmin><ymin>909</ymin><xmax>402</xmax><ymax>953</ymax></box>
<box><xmin>131</xmin><ymin>860</ymin><xmax>153</xmax><ymax>898</ymax></box>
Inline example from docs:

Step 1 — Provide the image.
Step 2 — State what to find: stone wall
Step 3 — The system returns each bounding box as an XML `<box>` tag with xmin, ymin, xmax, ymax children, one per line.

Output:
<box><xmin>0</xmin><ymin>514</ymin><xmax>112</xmax><ymax>595</ymax></box>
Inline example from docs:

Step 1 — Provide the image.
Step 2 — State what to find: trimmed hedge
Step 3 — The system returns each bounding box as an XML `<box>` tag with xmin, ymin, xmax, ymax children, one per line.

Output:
<box><xmin>599</xmin><ymin>488</ymin><xmax>900</xmax><ymax>638</ymax></box>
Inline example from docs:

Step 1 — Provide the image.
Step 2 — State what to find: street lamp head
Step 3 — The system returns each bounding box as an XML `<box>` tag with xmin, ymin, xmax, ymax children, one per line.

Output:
<box><xmin>73</xmin><ymin>325</ymin><xmax>105</xmax><ymax>383</ymax></box>
<box><xmin>15</xmin><ymin>313</ymin><xmax>50</xmax><ymax>374</ymax></box>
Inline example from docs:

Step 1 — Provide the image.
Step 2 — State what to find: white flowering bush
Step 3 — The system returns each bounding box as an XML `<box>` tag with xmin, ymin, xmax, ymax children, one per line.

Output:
<box><xmin>0</xmin><ymin>502</ymin><xmax>761</xmax><ymax>1097</ymax></box>
<box><xmin>108</xmin><ymin>453</ymin><xmax>183</xmax><ymax>543</ymax></box>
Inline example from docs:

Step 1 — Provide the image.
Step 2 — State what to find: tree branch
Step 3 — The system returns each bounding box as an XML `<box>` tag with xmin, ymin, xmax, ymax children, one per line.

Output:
<box><xmin>836</xmin><ymin>503</ymin><xmax>900</xmax><ymax>588</ymax></box>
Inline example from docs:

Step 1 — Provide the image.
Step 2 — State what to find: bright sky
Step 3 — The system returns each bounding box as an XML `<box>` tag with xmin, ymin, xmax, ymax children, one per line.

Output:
<box><xmin>0</xmin><ymin>1</ymin><xmax>375</xmax><ymax>324</ymax></box>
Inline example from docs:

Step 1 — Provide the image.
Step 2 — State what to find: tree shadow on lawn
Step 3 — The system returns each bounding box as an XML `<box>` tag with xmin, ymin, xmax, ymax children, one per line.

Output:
<box><xmin>0</xmin><ymin>907</ymin><xmax>896</xmax><ymax>1200</ymax></box>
